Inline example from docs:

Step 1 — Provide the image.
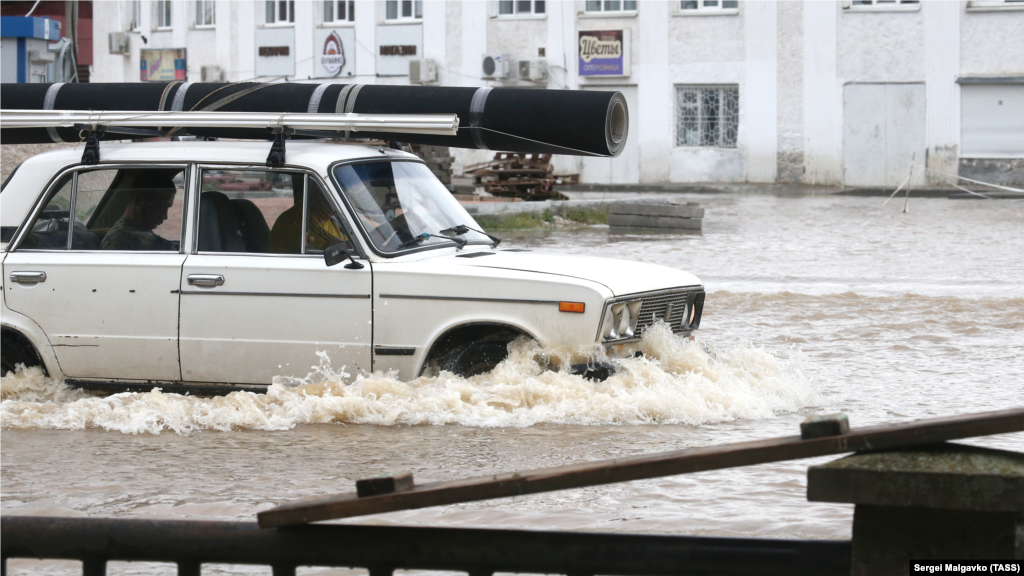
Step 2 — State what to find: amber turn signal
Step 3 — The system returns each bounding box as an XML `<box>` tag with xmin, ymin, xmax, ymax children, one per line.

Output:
<box><xmin>559</xmin><ymin>302</ymin><xmax>585</xmax><ymax>313</ymax></box>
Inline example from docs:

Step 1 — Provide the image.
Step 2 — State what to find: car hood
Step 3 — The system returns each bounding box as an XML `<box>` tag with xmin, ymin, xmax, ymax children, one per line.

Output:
<box><xmin>437</xmin><ymin>250</ymin><xmax>702</xmax><ymax>297</ymax></box>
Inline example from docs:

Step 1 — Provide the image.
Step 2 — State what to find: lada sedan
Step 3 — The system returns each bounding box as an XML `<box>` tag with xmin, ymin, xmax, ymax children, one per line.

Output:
<box><xmin>1</xmin><ymin>142</ymin><xmax>704</xmax><ymax>391</ymax></box>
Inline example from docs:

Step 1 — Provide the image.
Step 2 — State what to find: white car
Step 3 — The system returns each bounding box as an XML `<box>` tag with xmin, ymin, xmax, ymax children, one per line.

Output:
<box><xmin>1</xmin><ymin>141</ymin><xmax>704</xmax><ymax>392</ymax></box>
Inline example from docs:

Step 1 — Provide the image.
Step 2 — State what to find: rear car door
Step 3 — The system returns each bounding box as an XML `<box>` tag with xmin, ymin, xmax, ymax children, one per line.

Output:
<box><xmin>177</xmin><ymin>167</ymin><xmax>372</xmax><ymax>385</ymax></box>
<box><xmin>3</xmin><ymin>165</ymin><xmax>189</xmax><ymax>381</ymax></box>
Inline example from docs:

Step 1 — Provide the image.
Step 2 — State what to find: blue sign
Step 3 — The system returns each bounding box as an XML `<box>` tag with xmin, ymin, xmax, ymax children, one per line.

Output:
<box><xmin>578</xmin><ymin>30</ymin><xmax>627</xmax><ymax>77</ymax></box>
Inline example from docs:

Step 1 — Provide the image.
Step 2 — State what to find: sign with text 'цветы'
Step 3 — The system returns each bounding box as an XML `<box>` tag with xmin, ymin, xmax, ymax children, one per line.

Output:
<box><xmin>578</xmin><ymin>29</ymin><xmax>630</xmax><ymax>77</ymax></box>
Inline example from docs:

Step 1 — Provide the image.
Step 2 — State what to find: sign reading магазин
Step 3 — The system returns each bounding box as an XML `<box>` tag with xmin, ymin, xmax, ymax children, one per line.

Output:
<box><xmin>375</xmin><ymin>24</ymin><xmax>422</xmax><ymax>76</ymax></box>
<box><xmin>578</xmin><ymin>29</ymin><xmax>631</xmax><ymax>77</ymax></box>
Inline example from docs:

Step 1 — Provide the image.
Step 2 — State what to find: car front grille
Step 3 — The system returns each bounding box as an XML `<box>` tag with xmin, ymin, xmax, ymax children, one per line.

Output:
<box><xmin>634</xmin><ymin>288</ymin><xmax>705</xmax><ymax>337</ymax></box>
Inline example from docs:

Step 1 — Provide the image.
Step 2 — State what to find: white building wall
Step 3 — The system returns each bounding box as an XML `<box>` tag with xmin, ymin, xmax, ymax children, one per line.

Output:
<box><xmin>802</xmin><ymin>3</ymin><xmax>841</xmax><ymax>185</ymax></box>
<box><xmin>923</xmin><ymin>2</ymin><xmax>960</xmax><ymax>185</ymax></box>
<box><xmin>667</xmin><ymin>3</ymin><xmax>746</xmax><ymax>182</ymax></box>
<box><xmin>637</xmin><ymin>2</ymin><xmax>671</xmax><ymax>183</ymax></box>
<box><xmin>86</xmin><ymin>0</ymin><xmax>1022</xmax><ymax>187</ymax></box>
<box><xmin>743</xmin><ymin>1</ymin><xmax>777</xmax><ymax>183</ymax></box>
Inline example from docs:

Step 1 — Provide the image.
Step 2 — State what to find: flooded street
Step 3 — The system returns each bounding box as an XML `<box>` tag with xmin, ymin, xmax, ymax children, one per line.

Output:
<box><xmin>3</xmin><ymin>193</ymin><xmax>1023</xmax><ymax>573</ymax></box>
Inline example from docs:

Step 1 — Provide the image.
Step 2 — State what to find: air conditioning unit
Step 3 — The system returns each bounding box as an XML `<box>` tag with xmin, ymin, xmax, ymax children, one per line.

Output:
<box><xmin>481</xmin><ymin>53</ymin><xmax>511</xmax><ymax>79</ymax></box>
<box><xmin>409</xmin><ymin>59</ymin><xmax>437</xmax><ymax>84</ymax></box>
<box><xmin>108</xmin><ymin>32</ymin><xmax>130</xmax><ymax>55</ymax></box>
<box><xmin>201</xmin><ymin>65</ymin><xmax>225</xmax><ymax>82</ymax></box>
<box><xmin>518</xmin><ymin>60</ymin><xmax>548</xmax><ymax>83</ymax></box>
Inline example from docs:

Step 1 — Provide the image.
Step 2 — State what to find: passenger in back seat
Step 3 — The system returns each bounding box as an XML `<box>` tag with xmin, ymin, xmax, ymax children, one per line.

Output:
<box><xmin>101</xmin><ymin>172</ymin><xmax>177</xmax><ymax>251</ymax></box>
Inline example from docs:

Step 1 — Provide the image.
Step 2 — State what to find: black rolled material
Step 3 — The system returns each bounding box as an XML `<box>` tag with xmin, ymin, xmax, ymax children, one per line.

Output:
<box><xmin>1</xmin><ymin>516</ymin><xmax>852</xmax><ymax>576</ymax></box>
<box><xmin>0</xmin><ymin>82</ymin><xmax>628</xmax><ymax>156</ymax></box>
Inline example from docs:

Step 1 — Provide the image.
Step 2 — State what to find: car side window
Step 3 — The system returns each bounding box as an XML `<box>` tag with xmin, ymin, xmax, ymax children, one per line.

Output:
<box><xmin>304</xmin><ymin>179</ymin><xmax>355</xmax><ymax>254</ymax></box>
<box><xmin>20</xmin><ymin>174</ymin><xmax>73</xmax><ymax>250</ymax></box>
<box><xmin>198</xmin><ymin>169</ymin><xmax>354</xmax><ymax>255</ymax></box>
<box><xmin>75</xmin><ymin>168</ymin><xmax>185</xmax><ymax>252</ymax></box>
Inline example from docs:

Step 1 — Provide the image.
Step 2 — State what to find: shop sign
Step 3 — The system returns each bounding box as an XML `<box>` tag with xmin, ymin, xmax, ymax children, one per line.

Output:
<box><xmin>578</xmin><ymin>29</ymin><xmax>630</xmax><ymax>77</ymax></box>
<box><xmin>375</xmin><ymin>24</ymin><xmax>422</xmax><ymax>76</ymax></box>
<box><xmin>140</xmin><ymin>48</ymin><xmax>186</xmax><ymax>82</ymax></box>
<box><xmin>314</xmin><ymin>28</ymin><xmax>355</xmax><ymax>78</ymax></box>
<box><xmin>256</xmin><ymin>27</ymin><xmax>295</xmax><ymax>77</ymax></box>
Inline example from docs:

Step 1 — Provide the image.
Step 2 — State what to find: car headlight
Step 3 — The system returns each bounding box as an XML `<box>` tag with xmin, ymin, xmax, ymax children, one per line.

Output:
<box><xmin>601</xmin><ymin>299</ymin><xmax>642</xmax><ymax>341</ymax></box>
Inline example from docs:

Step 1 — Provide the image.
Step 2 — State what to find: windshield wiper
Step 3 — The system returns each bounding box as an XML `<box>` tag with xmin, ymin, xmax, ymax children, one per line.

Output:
<box><xmin>440</xmin><ymin>224</ymin><xmax>502</xmax><ymax>248</ymax></box>
<box><xmin>398</xmin><ymin>232</ymin><xmax>468</xmax><ymax>251</ymax></box>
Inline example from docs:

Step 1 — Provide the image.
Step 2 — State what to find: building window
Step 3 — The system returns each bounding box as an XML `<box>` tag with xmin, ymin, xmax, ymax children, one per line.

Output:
<box><xmin>126</xmin><ymin>0</ymin><xmax>141</xmax><ymax>31</ymax></box>
<box><xmin>585</xmin><ymin>1</ymin><xmax>637</xmax><ymax>12</ymax></box>
<box><xmin>266</xmin><ymin>0</ymin><xmax>295</xmax><ymax>25</ymax></box>
<box><xmin>847</xmin><ymin>0</ymin><xmax>920</xmax><ymax>10</ymax></box>
<box><xmin>675</xmin><ymin>86</ymin><xmax>739</xmax><ymax>148</ymax></box>
<box><xmin>498</xmin><ymin>0</ymin><xmax>546</xmax><ymax>15</ymax></box>
<box><xmin>325</xmin><ymin>0</ymin><xmax>355</xmax><ymax>23</ymax></box>
<box><xmin>196</xmin><ymin>0</ymin><xmax>215</xmax><ymax>27</ymax></box>
<box><xmin>385</xmin><ymin>0</ymin><xmax>423</xmax><ymax>20</ymax></box>
<box><xmin>680</xmin><ymin>0</ymin><xmax>738</xmax><ymax>10</ymax></box>
<box><xmin>156</xmin><ymin>0</ymin><xmax>172</xmax><ymax>28</ymax></box>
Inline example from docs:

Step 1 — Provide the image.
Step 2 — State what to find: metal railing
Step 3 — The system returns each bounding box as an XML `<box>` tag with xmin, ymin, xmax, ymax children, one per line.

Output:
<box><xmin>1</xmin><ymin>516</ymin><xmax>850</xmax><ymax>576</ymax></box>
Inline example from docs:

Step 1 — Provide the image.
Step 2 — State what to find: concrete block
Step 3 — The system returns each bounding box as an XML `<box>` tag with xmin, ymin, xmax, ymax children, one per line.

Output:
<box><xmin>808</xmin><ymin>443</ymin><xmax>1024</xmax><ymax>575</ymax></box>
<box><xmin>808</xmin><ymin>443</ymin><xmax>1024</xmax><ymax>511</ymax></box>
<box><xmin>801</xmin><ymin>413</ymin><xmax>850</xmax><ymax>440</ymax></box>
<box><xmin>356</xmin><ymin>471</ymin><xmax>415</xmax><ymax>497</ymax></box>
<box><xmin>610</xmin><ymin>202</ymin><xmax>704</xmax><ymax>219</ymax></box>
<box><xmin>608</xmin><ymin>214</ymin><xmax>703</xmax><ymax>230</ymax></box>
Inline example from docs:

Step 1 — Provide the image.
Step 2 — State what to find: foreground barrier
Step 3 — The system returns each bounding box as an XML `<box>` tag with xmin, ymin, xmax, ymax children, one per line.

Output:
<box><xmin>3</xmin><ymin>408</ymin><xmax>1021</xmax><ymax>576</ymax></box>
<box><xmin>0</xmin><ymin>517</ymin><xmax>850</xmax><ymax>576</ymax></box>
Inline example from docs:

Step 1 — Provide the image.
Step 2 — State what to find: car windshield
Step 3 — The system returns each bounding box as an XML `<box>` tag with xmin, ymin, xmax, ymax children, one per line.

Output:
<box><xmin>332</xmin><ymin>160</ymin><xmax>490</xmax><ymax>253</ymax></box>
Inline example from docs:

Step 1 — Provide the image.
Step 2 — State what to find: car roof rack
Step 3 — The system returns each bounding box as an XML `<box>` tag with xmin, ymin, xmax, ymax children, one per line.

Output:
<box><xmin>0</xmin><ymin>109</ymin><xmax>459</xmax><ymax>167</ymax></box>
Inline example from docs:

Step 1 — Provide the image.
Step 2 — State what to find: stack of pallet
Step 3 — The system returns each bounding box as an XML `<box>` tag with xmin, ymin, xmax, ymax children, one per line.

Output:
<box><xmin>471</xmin><ymin>153</ymin><xmax>578</xmax><ymax>200</ymax></box>
<box><xmin>410</xmin><ymin>144</ymin><xmax>454</xmax><ymax>190</ymax></box>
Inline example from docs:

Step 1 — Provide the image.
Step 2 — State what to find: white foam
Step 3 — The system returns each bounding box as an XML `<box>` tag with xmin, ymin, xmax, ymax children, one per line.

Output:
<box><xmin>1</xmin><ymin>325</ymin><xmax>819</xmax><ymax>435</ymax></box>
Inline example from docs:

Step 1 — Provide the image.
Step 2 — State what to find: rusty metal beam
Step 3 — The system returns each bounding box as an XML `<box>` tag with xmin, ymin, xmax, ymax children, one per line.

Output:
<box><xmin>259</xmin><ymin>408</ymin><xmax>1024</xmax><ymax>527</ymax></box>
<box><xmin>0</xmin><ymin>516</ymin><xmax>851</xmax><ymax>576</ymax></box>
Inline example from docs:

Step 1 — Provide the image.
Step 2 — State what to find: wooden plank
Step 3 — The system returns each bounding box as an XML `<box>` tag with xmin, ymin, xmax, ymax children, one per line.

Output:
<box><xmin>257</xmin><ymin>408</ymin><xmax>1024</xmax><ymax>528</ymax></box>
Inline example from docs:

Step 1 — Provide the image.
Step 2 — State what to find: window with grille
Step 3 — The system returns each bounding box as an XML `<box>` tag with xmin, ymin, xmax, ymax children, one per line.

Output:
<box><xmin>680</xmin><ymin>0</ymin><xmax>738</xmax><ymax>10</ymax></box>
<box><xmin>325</xmin><ymin>0</ymin><xmax>355</xmax><ymax>23</ymax></box>
<box><xmin>498</xmin><ymin>0</ymin><xmax>546</xmax><ymax>15</ymax></box>
<box><xmin>585</xmin><ymin>1</ymin><xmax>638</xmax><ymax>12</ymax></box>
<box><xmin>266</xmin><ymin>0</ymin><xmax>295</xmax><ymax>24</ymax></box>
<box><xmin>675</xmin><ymin>86</ymin><xmax>739</xmax><ymax>148</ymax></box>
<box><xmin>196</xmin><ymin>0</ymin><xmax>215</xmax><ymax>27</ymax></box>
<box><xmin>156</xmin><ymin>0</ymin><xmax>172</xmax><ymax>28</ymax></box>
<box><xmin>385</xmin><ymin>0</ymin><xmax>423</xmax><ymax>20</ymax></box>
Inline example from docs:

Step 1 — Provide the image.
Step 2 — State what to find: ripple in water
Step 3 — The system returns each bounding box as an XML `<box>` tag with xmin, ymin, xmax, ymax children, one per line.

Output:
<box><xmin>1</xmin><ymin>325</ymin><xmax>819</xmax><ymax>435</ymax></box>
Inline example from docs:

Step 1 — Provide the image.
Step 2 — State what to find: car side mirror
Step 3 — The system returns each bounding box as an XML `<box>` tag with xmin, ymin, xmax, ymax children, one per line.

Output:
<box><xmin>324</xmin><ymin>242</ymin><xmax>364</xmax><ymax>269</ymax></box>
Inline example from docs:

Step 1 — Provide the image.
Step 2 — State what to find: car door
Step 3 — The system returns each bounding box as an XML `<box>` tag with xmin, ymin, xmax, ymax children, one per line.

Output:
<box><xmin>177</xmin><ymin>166</ymin><xmax>372</xmax><ymax>385</ymax></box>
<box><xmin>3</xmin><ymin>165</ymin><xmax>189</xmax><ymax>381</ymax></box>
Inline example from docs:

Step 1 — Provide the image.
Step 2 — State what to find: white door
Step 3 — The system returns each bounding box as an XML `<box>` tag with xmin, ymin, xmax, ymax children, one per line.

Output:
<box><xmin>3</xmin><ymin>166</ymin><xmax>189</xmax><ymax>381</ymax></box>
<box><xmin>961</xmin><ymin>84</ymin><xmax>1024</xmax><ymax>158</ymax></box>
<box><xmin>178</xmin><ymin>168</ymin><xmax>372</xmax><ymax>385</ymax></box>
<box><xmin>581</xmin><ymin>85</ymin><xmax>639</xmax><ymax>184</ymax></box>
<box><xmin>844</xmin><ymin>83</ymin><xmax>926</xmax><ymax>187</ymax></box>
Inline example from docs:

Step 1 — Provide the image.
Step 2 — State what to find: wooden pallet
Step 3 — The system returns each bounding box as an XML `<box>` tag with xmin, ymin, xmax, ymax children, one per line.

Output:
<box><xmin>472</xmin><ymin>153</ymin><xmax>576</xmax><ymax>200</ymax></box>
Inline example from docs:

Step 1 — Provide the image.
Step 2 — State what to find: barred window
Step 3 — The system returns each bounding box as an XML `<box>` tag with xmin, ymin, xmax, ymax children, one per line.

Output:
<box><xmin>675</xmin><ymin>86</ymin><xmax>738</xmax><ymax>148</ymax></box>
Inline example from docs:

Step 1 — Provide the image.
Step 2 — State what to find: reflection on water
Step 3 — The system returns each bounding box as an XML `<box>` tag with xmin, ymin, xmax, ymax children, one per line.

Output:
<box><xmin>3</xmin><ymin>194</ymin><xmax>1023</xmax><ymax>570</ymax></box>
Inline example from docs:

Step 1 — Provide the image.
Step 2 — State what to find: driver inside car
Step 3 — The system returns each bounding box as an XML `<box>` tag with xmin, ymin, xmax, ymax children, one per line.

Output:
<box><xmin>101</xmin><ymin>172</ymin><xmax>178</xmax><ymax>251</ymax></box>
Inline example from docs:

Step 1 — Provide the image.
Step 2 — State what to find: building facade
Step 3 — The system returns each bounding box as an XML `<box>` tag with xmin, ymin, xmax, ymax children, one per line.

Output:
<box><xmin>91</xmin><ymin>0</ymin><xmax>1024</xmax><ymax>187</ymax></box>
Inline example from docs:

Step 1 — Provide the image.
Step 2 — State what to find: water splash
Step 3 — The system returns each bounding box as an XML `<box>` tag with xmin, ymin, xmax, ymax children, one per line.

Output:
<box><xmin>1</xmin><ymin>326</ymin><xmax>819</xmax><ymax>435</ymax></box>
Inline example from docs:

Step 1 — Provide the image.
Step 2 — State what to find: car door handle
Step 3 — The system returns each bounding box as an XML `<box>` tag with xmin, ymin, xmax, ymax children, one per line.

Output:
<box><xmin>187</xmin><ymin>274</ymin><xmax>225</xmax><ymax>287</ymax></box>
<box><xmin>10</xmin><ymin>271</ymin><xmax>47</xmax><ymax>284</ymax></box>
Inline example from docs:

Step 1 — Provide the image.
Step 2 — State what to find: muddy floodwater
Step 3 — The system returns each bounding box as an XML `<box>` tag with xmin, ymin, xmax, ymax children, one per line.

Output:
<box><xmin>3</xmin><ymin>193</ymin><xmax>1023</xmax><ymax>574</ymax></box>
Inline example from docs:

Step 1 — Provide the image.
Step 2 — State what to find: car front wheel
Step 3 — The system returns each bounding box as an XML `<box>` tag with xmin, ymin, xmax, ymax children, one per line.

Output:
<box><xmin>440</xmin><ymin>337</ymin><xmax>513</xmax><ymax>377</ymax></box>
